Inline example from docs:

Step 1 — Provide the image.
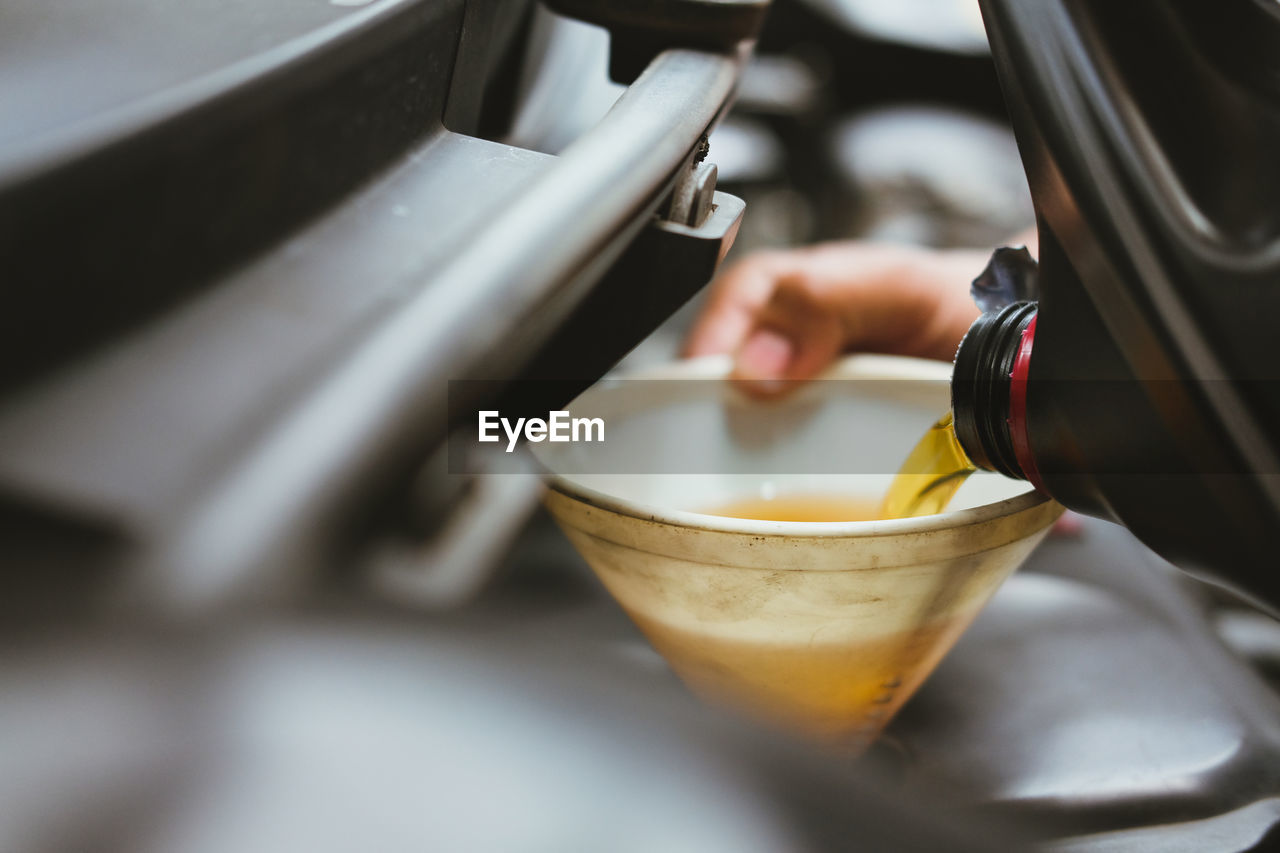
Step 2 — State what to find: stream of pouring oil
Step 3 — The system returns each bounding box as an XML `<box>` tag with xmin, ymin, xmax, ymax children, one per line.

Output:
<box><xmin>877</xmin><ymin>413</ymin><xmax>977</xmax><ymax>519</ymax></box>
<box><xmin>706</xmin><ymin>413</ymin><xmax>979</xmax><ymax>523</ymax></box>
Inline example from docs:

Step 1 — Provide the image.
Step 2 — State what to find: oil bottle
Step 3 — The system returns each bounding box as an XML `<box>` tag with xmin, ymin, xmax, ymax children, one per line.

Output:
<box><xmin>951</xmin><ymin>240</ymin><xmax>1280</xmax><ymax>611</ymax></box>
<box><xmin>962</xmin><ymin>0</ymin><xmax>1280</xmax><ymax>611</ymax></box>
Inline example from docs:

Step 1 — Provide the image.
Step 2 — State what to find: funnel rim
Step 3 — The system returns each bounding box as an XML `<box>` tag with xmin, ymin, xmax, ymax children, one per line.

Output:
<box><xmin>545</xmin><ymin>474</ymin><xmax>1055</xmax><ymax>539</ymax></box>
<box><xmin>542</xmin><ymin>354</ymin><xmax>1057</xmax><ymax>539</ymax></box>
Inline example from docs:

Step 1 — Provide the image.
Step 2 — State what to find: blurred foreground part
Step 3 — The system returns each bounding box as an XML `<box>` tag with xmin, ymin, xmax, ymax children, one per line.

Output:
<box><xmin>7</xmin><ymin>513</ymin><xmax>1280</xmax><ymax>853</ymax></box>
<box><xmin>0</xmin><ymin>614</ymin><xmax>1019</xmax><ymax>853</ymax></box>
<box><xmin>887</xmin><ymin>517</ymin><xmax>1280</xmax><ymax>852</ymax></box>
<box><xmin>0</xmin><ymin>0</ymin><xmax>749</xmax><ymax>613</ymax></box>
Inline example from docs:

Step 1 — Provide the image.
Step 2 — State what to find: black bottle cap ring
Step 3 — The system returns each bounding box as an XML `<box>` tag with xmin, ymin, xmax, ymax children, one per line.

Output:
<box><xmin>951</xmin><ymin>301</ymin><xmax>1039</xmax><ymax>479</ymax></box>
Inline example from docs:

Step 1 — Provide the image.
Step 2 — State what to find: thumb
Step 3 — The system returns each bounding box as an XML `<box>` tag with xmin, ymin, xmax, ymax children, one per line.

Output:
<box><xmin>731</xmin><ymin>281</ymin><xmax>845</xmax><ymax>398</ymax></box>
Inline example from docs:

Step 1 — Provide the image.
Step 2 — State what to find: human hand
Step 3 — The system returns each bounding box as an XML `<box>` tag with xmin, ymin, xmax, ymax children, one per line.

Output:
<box><xmin>683</xmin><ymin>241</ymin><xmax>991</xmax><ymax>397</ymax></box>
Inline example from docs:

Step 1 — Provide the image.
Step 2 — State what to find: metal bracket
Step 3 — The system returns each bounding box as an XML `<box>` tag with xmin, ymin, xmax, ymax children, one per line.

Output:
<box><xmin>490</xmin><ymin>188</ymin><xmax>745</xmax><ymax>417</ymax></box>
<box><xmin>666</xmin><ymin>158</ymin><xmax>718</xmax><ymax>228</ymax></box>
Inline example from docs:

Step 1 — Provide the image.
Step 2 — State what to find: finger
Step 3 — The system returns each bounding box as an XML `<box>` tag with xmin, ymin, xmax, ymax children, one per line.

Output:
<box><xmin>683</xmin><ymin>253</ymin><xmax>787</xmax><ymax>357</ymax></box>
<box><xmin>792</xmin><ymin>245</ymin><xmax>983</xmax><ymax>363</ymax></box>
<box><xmin>731</xmin><ymin>279</ymin><xmax>844</xmax><ymax>398</ymax></box>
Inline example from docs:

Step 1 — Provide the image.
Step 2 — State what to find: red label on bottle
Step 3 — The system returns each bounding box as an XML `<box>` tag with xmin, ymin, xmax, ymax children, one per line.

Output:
<box><xmin>1007</xmin><ymin>313</ymin><xmax>1045</xmax><ymax>492</ymax></box>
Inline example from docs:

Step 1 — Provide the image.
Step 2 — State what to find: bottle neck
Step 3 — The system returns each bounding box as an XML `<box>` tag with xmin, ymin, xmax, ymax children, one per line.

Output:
<box><xmin>951</xmin><ymin>301</ymin><xmax>1041</xmax><ymax>485</ymax></box>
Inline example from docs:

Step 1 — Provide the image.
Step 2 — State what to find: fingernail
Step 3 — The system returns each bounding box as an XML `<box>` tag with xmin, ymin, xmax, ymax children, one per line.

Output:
<box><xmin>736</xmin><ymin>328</ymin><xmax>794</xmax><ymax>380</ymax></box>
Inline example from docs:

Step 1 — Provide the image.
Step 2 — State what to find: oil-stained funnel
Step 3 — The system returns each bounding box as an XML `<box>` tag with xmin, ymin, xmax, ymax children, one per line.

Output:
<box><xmin>537</xmin><ymin>356</ymin><xmax>1062</xmax><ymax>746</ymax></box>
